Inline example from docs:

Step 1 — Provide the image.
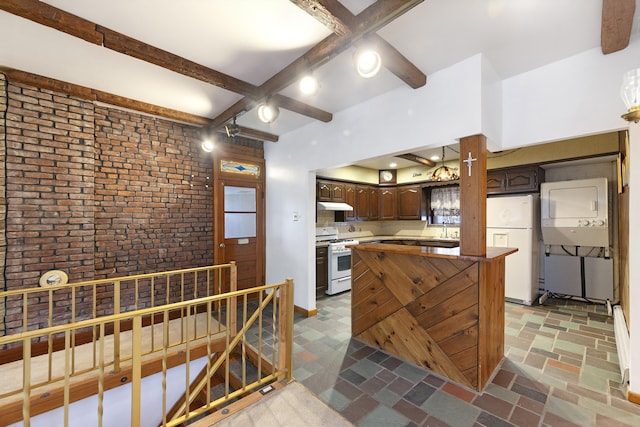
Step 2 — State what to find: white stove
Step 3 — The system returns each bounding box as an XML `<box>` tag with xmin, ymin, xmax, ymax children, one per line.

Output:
<box><xmin>315</xmin><ymin>227</ymin><xmax>359</xmax><ymax>295</ymax></box>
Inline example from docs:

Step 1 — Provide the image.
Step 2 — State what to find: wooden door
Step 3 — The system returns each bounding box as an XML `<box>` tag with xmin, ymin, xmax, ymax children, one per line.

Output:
<box><xmin>213</xmin><ymin>154</ymin><xmax>265</xmax><ymax>294</ymax></box>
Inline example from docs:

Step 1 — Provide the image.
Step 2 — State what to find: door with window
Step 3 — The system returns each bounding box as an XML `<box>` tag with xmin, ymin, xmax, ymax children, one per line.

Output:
<box><xmin>213</xmin><ymin>154</ymin><xmax>265</xmax><ymax>294</ymax></box>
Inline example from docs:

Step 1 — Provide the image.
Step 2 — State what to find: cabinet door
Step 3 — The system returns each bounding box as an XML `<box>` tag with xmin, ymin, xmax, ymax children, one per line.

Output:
<box><xmin>317</xmin><ymin>180</ymin><xmax>333</xmax><ymax>201</ymax></box>
<box><xmin>369</xmin><ymin>187</ymin><xmax>379</xmax><ymax>221</ymax></box>
<box><xmin>331</xmin><ymin>181</ymin><xmax>346</xmax><ymax>202</ymax></box>
<box><xmin>315</xmin><ymin>246</ymin><xmax>328</xmax><ymax>297</ymax></box>
<box><xmin>379</xmin><ymin>188</ymin><xmax>397</xmax><ymax>220</ymax></box>
<box><xmin>356</xmin><ymin>185</ymin><xmax>370</xmax><ymax>220</ymax></box>
<box><xmin>344</xmin><ymin>184</ymin><xmax>356</xmax><ymax>221</ymax></box>
<box><xmin>486</xmin><ymin>171</ymin><xmax>504</xmax><ymax>195</ymax></box>
<box><xmin>397</xmin><ymin>184</ymin><xmax>422</xmax><ymax>220</ymax></box>
<box><xmin>505</xmin><ymin>166</ymin><xmax>543</xmax><ymax>193</ymax></box>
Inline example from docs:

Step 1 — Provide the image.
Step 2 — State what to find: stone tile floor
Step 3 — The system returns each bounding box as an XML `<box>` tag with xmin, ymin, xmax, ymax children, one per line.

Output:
<box><xmin>289</xmin><ymin>292</ymin><xmax>640</xmax><ymax>427</ymax></box>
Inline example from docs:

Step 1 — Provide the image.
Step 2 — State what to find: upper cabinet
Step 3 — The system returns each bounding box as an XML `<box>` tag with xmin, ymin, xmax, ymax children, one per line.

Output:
<box><xmin>379</xmin><ymin>187</ymin><xmax>397</xmax><ymax>220</ymax></box>
<box><xmin>397</xmin><ymin>184</ymin><xmax>423</xmax><ymax>220</ymax></box>
<box><xmin>487</xmin><ymin>165</ymin><xmax>544</xmax><ymax>195</ymax></box>
<box><xmin>317</xmin><ymin>179</ymin><xmax>345</xmax><ymax>202</ymax></box>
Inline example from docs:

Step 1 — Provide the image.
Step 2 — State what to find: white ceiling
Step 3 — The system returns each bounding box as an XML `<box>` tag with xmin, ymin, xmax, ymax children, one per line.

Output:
<box><xmin>1</xmin><ymin>0</ymin><xmax>639</xmax><ymax>170</ymax></box>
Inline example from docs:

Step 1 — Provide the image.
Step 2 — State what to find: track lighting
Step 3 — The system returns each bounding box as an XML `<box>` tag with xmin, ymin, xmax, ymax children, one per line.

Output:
<box><xmin>354</xmin><ymin>45</ymin><xmax>381</xmax><ymax>78</ymax></box>
<box><xmin>299</xmin><ymin>75</ymin><xmax>318</xmax><ymax>95</ymax></box>
<box><xmin>257</xmin><ymin>99</ymin><xmax>280</xmax><ymax>123</ymax></box>
<box><xmin>225</xmin><ymin>116</ymin><xmax>240</xmax><ymax>137</ymax></box>
<box><xmin>201</xmin><ymin>139</ymin><xmax>214</xmax><ymax>152</ymax></box>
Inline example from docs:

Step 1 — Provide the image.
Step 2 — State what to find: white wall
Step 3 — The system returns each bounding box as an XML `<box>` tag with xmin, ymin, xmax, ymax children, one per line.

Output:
<box><xmin>502</xmin><ymin>39</ymin><xmax>640</xmax><ymax>149</ymax></box>
<box><xmin>265</xmin><ymin>55</ymin><xmax>486</xmax><ymax>310</ymax></box>
<box><xmin>265</xmin><ymin>42</ymin><xmax>640</xmax><ymax>396</ymax></box>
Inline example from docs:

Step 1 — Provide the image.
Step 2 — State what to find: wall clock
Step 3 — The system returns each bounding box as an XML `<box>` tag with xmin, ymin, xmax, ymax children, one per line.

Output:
<box><xmin>379</xmin><ymin>169</ymin><xmax>397</xmax><ymax>184</ymax></box>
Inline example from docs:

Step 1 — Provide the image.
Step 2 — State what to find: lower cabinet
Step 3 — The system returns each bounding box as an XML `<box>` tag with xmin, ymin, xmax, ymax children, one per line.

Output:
<box><xmin>315</xmin><ymin>246</ymin><xmax>328</xmax><ymax>297</ymax></box>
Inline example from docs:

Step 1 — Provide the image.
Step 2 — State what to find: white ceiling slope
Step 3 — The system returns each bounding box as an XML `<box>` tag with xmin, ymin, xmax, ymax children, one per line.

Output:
<box><xmin>1</xmin><ymin>0</ymin><xmax>639</xmax><ymax>168</ymax></box>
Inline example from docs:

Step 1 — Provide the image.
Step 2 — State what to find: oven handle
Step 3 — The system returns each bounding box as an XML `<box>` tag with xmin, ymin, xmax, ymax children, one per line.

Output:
<box><xmin>335</xmin><ymin>277</ymin><xmax>351</xmax><ymax>282</ymax></box>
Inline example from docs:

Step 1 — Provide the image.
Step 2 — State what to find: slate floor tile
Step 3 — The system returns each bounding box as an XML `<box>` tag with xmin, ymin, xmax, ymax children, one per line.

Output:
<box><xmin>286</xmin><ymin>293</ymin><xmax>640</xmax><ymax>427</ymax></box>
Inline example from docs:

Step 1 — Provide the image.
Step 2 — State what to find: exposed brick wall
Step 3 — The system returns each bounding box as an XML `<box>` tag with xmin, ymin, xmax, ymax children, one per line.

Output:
<box><xmin>0</xmin><ymin>73</ymin><xmax>7</xmax><ymax>336</ymax></box>
<box><xmin>93</xmin><ymin>106</ymin><xmax>213</xmax><ymax>278</ymax></box>
<box><xmin>3</xmin><ymin>81</ymin><xmax>96</xmax><ymax>332</ymax></box>
<box><xmin>0</xmin><ymin>78</ymin><xmax>226</xmax><ymax>335</ymax></box>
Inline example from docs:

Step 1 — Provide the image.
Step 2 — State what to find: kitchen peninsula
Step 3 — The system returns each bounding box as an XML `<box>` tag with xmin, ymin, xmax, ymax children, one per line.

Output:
<box><xmin>349</xmin><ymin>242</ymin><xmax>516</xmax><ymax>391</ymax></box>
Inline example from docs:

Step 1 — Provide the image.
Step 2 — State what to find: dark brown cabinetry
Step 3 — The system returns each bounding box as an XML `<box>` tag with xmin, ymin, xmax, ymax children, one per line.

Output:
<box><xmin>344</xmin><ymin>183</ymin><xmax>356</xmax><ymax>221</ymax></box>
<box><xmin>487</xmin><ymin>165</ymin><xmax>544</xmax><ymax>195</ymax></box>
<box><xmin>368</xmin><ymin>187</ymin><xmax>379</xmax><ymax>221</ymax></box>
<box><xmin>379</xmin><ymin>187</ymin><xmax>397</xmax><ymax>220</ymax></box>
<box><xmin>355</xmin><ymin>185</ymin><xmax>372</xmax><ymax>221</ymax></box>
<box><xmin>315</xmin><ymin>246</ymin><xmax>328</xmax><ymax>297</ymax></box>
<box><xmin>317</xmin><ymin>179</ymin><xmax>345</xmax><ymax>202</ymax></box>
<box><xmin>397</xmin><ymin>184</ymin><xmax>422</xmax><ymax>220</ymax></box>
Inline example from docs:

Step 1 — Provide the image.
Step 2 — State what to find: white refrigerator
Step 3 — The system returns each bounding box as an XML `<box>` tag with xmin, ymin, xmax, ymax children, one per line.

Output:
<box><xmin>486</xmin><ymin>194</ymin><xmax>540</xmax><ymax>305</ymax></box>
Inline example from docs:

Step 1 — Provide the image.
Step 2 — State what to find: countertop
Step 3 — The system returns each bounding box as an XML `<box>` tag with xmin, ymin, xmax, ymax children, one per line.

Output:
<box><xmin>348</xmin><ymin>242</ymin><xmax>517</xmax><ymax>262</ymax></box>
<box><xmin>315</xmin><ymin>235</ymin><xmax>460</xmax><ymax>248</ymax></box>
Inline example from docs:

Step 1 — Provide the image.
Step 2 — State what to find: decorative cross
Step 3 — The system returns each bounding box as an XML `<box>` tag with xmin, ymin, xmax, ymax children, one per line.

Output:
<box><xmin>464</xmin><ymin>152</ymin><xmax>477</xmax><ymax>177</ymax></box>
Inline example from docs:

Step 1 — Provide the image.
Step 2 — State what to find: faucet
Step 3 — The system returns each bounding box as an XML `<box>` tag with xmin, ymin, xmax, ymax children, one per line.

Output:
<box><xmin>441</xmin><ymin>218</ymin><xmax>448</xmax><ymax>238</ymax></box>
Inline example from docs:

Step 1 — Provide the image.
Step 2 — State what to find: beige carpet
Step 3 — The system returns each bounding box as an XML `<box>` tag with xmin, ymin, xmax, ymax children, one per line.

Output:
<box><xmin>194</xmin><ymin>381</ymin><xmax>354</xmax><ymax>427</ymax></box>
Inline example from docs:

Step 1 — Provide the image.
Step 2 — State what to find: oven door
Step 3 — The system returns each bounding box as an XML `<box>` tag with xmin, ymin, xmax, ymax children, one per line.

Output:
<box><xmin>327</xmin><ymin>248</ymin><xmax>352</xmax><ymax>295</ymax></box>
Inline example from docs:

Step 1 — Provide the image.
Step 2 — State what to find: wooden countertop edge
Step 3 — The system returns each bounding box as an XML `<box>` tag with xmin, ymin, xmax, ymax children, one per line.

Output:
<box><xmin>349</xmin><ymin>242</ymin><xmax>517</xmax><ymax>262</ymax></box>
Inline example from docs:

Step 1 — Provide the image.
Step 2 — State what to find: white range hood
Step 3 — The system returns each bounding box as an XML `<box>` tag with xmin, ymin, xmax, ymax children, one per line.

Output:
<box><xmin>317</xmin><ymin>202</ymin><xmax>353</xmax><ymax>211</ymax></box>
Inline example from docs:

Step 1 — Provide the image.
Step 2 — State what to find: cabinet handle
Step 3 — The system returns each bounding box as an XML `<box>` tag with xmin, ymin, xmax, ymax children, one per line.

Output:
<box><xmin>219</xmin><ymin>243</ymin><xmax>226</xmax><ymax>248</ymax></box>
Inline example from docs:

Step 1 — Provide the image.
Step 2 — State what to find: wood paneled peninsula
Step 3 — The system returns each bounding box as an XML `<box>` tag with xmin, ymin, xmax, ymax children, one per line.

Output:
<box><xmin>349</xmin><ymin>242</ymin><xmax>516</xmax><ymax>391</ymax></box>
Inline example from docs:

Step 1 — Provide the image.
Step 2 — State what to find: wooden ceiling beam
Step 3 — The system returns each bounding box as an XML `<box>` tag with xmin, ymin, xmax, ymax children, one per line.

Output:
<box><xmin>293</xmin><ymin>0</ymin><xmax>426</xmax><ymax>89</ymax></box>
<box><xmin>601</xmin><ymin>0</ymin><xmax>636</xmax><ymax>54</ymax></box>
<box><xmin>272</xmin><ymin>94</ymin><xmax>333</xmax><ymax>122</ymax></box>
<box><xmin>289</xmin><ymin>0</ymin><xmax>355</xmax><ymax>37</ymax></box>
<box><xmin>0</xmin><ymin>0</ymin><xmax>102</xmax><ymax>45</ymax></box>
<box><xmin>0</xmin><ymin>0</ymin><xmax>331</xmax><ymax>138</ymax></box>
<box><xmin>97</xmin><ymin>26</ymin><xmax>259</xmax><ymax>98</ymax></box>
<box><xmin>211</xmin><ymin>0</ymin><xmax>424</xmax><ymax>128</ymax></box>
<box><xmin>234</xmin><ymin>126</ymin><xmax>279</xmax><ymax>143</ymax></box>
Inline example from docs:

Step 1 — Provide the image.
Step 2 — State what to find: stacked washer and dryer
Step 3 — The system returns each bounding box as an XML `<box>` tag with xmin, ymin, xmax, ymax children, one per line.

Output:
<box><xmin>540</xmin><ymin>177</ymin><xmax>614</xmax><ymax>303</ymax></box>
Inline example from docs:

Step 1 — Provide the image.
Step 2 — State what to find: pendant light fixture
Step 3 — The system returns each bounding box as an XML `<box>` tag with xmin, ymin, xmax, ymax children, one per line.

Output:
<box><xmin>431</xmin><ymin>147</ymin><xmax>459</xmax><ymax>182</ymax></box>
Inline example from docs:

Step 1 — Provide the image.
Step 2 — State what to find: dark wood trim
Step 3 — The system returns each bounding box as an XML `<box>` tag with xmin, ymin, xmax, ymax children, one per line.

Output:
<box><xmin>294</xmin><ymin>305</ymin><xmax>318</xmax><ymax>317</ymax></box>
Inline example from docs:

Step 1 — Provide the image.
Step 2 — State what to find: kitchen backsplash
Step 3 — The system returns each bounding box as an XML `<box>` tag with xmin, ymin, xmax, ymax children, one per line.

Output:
<box><xmin>316</xmin><ymin>211</ymin><xmax>459</xmax><ymax>240</ymax></box>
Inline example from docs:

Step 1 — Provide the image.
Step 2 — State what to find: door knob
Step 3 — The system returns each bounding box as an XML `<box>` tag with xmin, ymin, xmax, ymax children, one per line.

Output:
<box><xmin>219</xmin><ymin>243</ymin><xmax>226</xmax><ymax>248</ymax></box>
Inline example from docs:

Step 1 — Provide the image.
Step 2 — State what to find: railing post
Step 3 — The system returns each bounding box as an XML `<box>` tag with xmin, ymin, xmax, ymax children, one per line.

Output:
<box><xmin>131</xmin><ymin>315</ymin><xmax>142</xmax><ymax>427</ymax></box>
<box><xmin>114</xmin><ymin>280</ymin><xmax>121</xmax><ymax>372</ymax></box>
<box><xmin>277</xmin><ymin>278</ymin><xmax>295</xmax><ymax>380</ymax></box>
<box><xmin>23</xmin><ymin>337</ymin><xmax>31</xmax><ymax>427</ymax></box>
<box><xmin>229</xmin><ymin>262</ymin><xmax>237</xmax><ymax>338</ymax></box>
